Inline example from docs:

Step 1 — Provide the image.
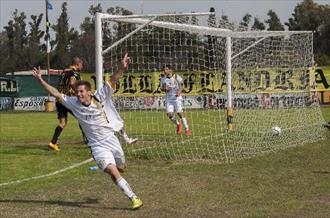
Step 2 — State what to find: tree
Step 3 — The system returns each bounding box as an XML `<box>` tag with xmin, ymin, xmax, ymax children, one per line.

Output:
<box><xmin>26</xmin><ymin>14</ymin><xmax>45</xmax><ymax>68</ymax></box>
<box><xmin>285</xmin><ymin>0</ymin><xmax>321</xmax><ymax>31</ymax></box>
<box><xmin>239</xmin><ymin>13</ymin><xmax>252</xmax><ymax>30</ymax></box>
<box><xmin>286</xmin><ymin>0</ymin><xmax>330</xmax><ymax>65</ymax></box>
<box><xmin>3</xmin><ymin>9</ymin><xmax>28</xmax><ymax>72</ymax></box>
<box><xmin>0</xmin><ymin>31</ymin><xmax>10</xmax><ymax>74</ymax></box>
<box><xmin>251</xmin><ymin>17</ymin><xmax>266</xmax><ymax>30</ymax></box>
<box><xmin>71</xmin><ymin>4</ymin><xmax>103</xmax><ymax>72</ymax></box>
<box><xmin>265</xmin><ymin>10</ymin><xmax>284</xmax><ymax>30</ymax></box>
<box><xmin>51</xmin><ymin>2</ymin><xmax>78</xmax><ymax>68</ymax></box>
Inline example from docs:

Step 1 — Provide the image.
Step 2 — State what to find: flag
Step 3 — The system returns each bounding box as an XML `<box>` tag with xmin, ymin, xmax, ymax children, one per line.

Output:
<box><xmin>47</xmin><ymin>0</ymin><xmax>53</xmax><ymax>10</ymax></box>
<box><xmin>45</xmin><ymin>0</ymin><xmax>52</xmax><ymax>53</ymax></box>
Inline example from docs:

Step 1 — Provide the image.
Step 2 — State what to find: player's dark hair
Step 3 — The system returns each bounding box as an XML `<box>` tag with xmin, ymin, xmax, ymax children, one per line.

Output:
<box><xmin>72</xmin><ymin>57</ymin><xmax>83</xmax><ymax>65</ymax></box>
<box><xmin>163</xmin><ymin>64</ymin><xmax>172</xmax><ymax>70</ymax></box>
<box><xmin>75</xmin><ymin>80</ymin><xmax>91</xmax><ymax>91</ymax></box>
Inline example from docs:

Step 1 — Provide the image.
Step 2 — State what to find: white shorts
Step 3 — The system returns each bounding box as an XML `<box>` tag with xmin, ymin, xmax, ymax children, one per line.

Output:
<box><xmin>89</xmin><ymin>133</ymin><xmax>125</xmax><ymax>171</ymax></box>
<box><xmin>166</xmin><ymin>97</ymin><xmax>183</xmax><ymax>113</ymax></box>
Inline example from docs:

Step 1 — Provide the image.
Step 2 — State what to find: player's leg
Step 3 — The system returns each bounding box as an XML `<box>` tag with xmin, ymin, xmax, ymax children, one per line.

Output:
<box><xmin>167</xmin><ymin>103</ymin><xmax>182</xmax><ymax>134</ymax></box>
<box><xmin>104</xmin><ymin>164</ymin><xmax>143</xmax><ymax>209</ymax></box>
<box><xmin>119</xmin><ymin>128</ymin><xmax>138</xmax><ymax>144</ymax></box>
<box><xmin>49</xmin><ymin>102</ymin><xmax>68</xmax><ymax>151</ymax></box>
<box><xmin>92</xmin><ymin>135</ymin><xmax>142</xmax><ymax>209</ymax></box>
<box><xmin>176</xmin><ymin>98</ymin><xmax>191</xmax><ymax>136</ymax></box>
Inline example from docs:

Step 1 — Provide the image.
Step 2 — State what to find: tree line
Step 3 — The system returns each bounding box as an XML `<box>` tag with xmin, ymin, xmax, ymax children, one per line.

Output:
<box><xmin>0</xmin><ymin>0</ymin><xmax>329</xmax><ymax>74</ymax></box>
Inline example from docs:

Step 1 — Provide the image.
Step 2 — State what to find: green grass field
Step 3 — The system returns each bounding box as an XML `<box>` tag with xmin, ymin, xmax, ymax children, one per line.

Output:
<box><xmin>0</xmin><ymin>107</ymin><xmax>329</xmax><ymax>217</ymax></box>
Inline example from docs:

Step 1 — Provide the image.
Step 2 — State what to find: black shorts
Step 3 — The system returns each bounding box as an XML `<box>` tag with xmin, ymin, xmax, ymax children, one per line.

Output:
<box><xmin>56</xmin><ymin>102</ymin><xmax>73</xmax><ymax>119</ymax></box>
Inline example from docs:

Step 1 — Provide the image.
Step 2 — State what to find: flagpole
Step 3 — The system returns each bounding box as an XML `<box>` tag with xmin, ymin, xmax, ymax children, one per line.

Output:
<box><xmin>45</xmin><ymin>0</ymin><xmax>50</xmax><ymax>86</ymax></box>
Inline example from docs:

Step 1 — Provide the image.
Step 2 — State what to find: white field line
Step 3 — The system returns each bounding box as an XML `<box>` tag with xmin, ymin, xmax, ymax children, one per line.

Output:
<box><xmin>0</xmin><ymin>158</ymin><xmax>93</xmax><ymax>187</ymax></box>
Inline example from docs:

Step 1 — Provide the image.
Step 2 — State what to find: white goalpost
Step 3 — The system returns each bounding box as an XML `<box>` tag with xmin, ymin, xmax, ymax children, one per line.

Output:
<box><xmin>94</xmin><ymin>12</ymin><xmax>326</xmax><ymax>163</ymax></box>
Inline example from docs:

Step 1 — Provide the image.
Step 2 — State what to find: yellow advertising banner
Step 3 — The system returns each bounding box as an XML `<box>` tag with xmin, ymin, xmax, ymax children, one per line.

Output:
<box><xmin>315</xmin><ymin>67</ymin><xmax>330</xmax><ymax>91</ymax></box>
<box><xmin>315</xmin><ymin>66</ymin><xmax>330</xmax><ymax>104</ymax></box>
<box><xmin>84</xmin><ymin>67</ymin><xmax>329</xmax><ymax>97</ymax></box>
<box><xmin>110</xmin><ymin>68</ymin><xmax>315</xmax><ymax>97</ymax></box>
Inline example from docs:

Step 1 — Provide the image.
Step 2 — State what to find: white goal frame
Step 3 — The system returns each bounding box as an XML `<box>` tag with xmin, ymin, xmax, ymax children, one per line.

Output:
<box><xmin>94</xmin><ymin>12</ymin><xmax>313</xmax><ymax>130</ymax></box>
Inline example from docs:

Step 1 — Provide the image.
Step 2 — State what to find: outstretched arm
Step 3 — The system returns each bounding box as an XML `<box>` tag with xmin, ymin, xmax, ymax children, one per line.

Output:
<box><xmin>110</xmin><ymin>53</ymin><xmax>130</xmax><ymax>84</ymax></box>
<box><xmin>32</xmin><ymin>67</ymin><xmax>62</xmax><ymax>99</ymax></box>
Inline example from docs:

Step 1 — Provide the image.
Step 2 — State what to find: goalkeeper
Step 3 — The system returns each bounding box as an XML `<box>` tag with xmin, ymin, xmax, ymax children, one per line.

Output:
<box><xmin>160</xmin><ymin>65</ymin><xmax>191</xmax><ymax>136</ymax></box>
<box><xmin>32</xmin><ymin>53</ymin><xmax>143</xmax><ymax>210</ymax></box>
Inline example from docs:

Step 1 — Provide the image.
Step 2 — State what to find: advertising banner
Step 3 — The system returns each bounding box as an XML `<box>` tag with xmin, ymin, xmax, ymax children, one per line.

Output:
<box><xmin>0</xmin><ymin>97</ymin><xmax>13</xmax><ymax>110</ymax></box>
<box><xmin>14</xmin><ymin>96</ymin><xmax>55</xmax><ymax>111</ymax></box>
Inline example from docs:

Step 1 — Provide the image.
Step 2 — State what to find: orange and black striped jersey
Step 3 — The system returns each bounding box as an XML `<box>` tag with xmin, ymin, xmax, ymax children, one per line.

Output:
<box><xmin>58</xmin><ymin>66</ymin><xmax>81</xmax><ymax>96</ymax></box>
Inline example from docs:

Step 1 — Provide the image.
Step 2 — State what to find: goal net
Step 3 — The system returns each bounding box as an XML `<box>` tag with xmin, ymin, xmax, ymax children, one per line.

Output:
<box><xmin>95</xmin><ymin>12</ymin><xmax>326</xmax><ymax>163</ymax></box>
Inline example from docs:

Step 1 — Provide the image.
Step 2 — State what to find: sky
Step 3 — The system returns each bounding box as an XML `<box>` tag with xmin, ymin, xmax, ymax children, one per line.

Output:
<box><xmin>1</xmin><ymin>0</ymin><xmax>329</xmax><ymax>31</ymax></box>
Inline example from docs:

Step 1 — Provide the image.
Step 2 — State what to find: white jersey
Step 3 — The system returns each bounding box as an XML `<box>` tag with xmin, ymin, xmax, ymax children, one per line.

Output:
<box><xmin>160</xmin><ymin>74</ymin><xmax>183</xmax><ymax>101</ymax></box>
<box><xmin>60</xmin><ymin>81</ymin><xmax>124</xmax><ymax>146</ymax></box>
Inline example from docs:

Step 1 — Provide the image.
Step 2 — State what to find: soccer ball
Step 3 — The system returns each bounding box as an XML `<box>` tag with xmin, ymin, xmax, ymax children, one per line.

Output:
<box><xmin>272</xmin><ymin>126</ymin><xmax>281</xmax><ymax>135</ymax></box>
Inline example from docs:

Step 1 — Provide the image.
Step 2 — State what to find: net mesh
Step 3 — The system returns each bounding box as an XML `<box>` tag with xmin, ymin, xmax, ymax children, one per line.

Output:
<box><xmin>98</xmin><ymin>14</ymin><xmax>325</xmax><ymax>163</ymax></box>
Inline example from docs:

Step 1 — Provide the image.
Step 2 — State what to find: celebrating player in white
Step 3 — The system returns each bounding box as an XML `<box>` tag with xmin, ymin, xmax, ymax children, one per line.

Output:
<box><xmin>161</xmin><ymin>65</ymin><xmax>191</xmax><ymax>136</ymax></box>
<box><xmin>32</xmin><ymin>53</ymin><xmax>143</xmax><ymax>210</ymax></box>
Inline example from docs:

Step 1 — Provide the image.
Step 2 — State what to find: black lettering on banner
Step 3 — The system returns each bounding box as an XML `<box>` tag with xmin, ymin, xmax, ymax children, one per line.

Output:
<box><xmin>122</xmin><ymin>75</ymin><xmax>136</xmax><ymax>94</ymax></box>
<box><xmin>315</xmin><ymin>69</ymin><xmax>329</xmax><ymax>89</ymax></box>
<box><xmin>139</xmin><ymin>75</ymin><xmax>152</xmax><ymax>93</ymax></box>
<box><xmin>218</xmin><ymin>71</ymin><xmax>226</xmax><ymax>92</ymax></box>
<box><xmin>237</xmin><ymin>71</ymin><xmax>252</xmax><ymax>91</ymax></box>
<box><xmin>182</xmin><ymin>73</ymin><xmax>195</xmax><ymax>93</ymax></box>
<box><xmin>298</xmin><ymin>69</ymin><xmax>310</xmax><ymax>90</ymax></box>
<box><xmin>255</xmin><ymin>70</ymin><xmax>270</xmax><ymax>91</ymax></box>
<box><xmin>200</xmin><ymin>72</ymin><xmax>215</xmax><ymax>93</ymax></box>
<box><xmin>153</xmin><ymin>74</ymin><xmax>164</xmax><ymax>94</ymax></box>
<box><xmin>274</xmin><ymin>69</ymin><xmax>294</xmax><ymax>90</ymax></box>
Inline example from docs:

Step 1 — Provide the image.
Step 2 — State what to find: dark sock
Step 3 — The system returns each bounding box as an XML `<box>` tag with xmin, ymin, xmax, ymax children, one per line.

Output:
<box><xmin>51</xmin><ymin>126</ymin><xmax>63</xmax><ymax>144</ymax></box>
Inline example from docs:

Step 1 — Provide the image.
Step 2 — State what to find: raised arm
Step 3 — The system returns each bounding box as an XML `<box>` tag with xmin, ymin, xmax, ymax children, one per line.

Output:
<box><xmin>33</xmin><ymin>67</ymin><xmax>62</xmax><ymax>99</ymax></box>
<box><xmin>110</xmin><ymin>53</ymin><xmax>130</xmax><ymax>84</ymax></box>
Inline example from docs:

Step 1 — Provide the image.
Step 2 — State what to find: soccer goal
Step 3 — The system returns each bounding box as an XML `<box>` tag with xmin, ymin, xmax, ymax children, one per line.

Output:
<box><xmin>95</xmin><ymin>12</ymin><xmax>326</xmax><ymax>163</ymax></box>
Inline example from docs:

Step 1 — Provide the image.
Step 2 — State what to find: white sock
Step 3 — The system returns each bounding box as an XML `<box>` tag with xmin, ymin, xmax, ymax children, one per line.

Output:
<box><xmin>121</xmin><ymin>131</ymin><xmax>130</xmax><ymax>142</ymax></box>
<box><xmin>116</xmin><ymin>177</ymin><xmax>136</xmax><ymax>199</ymax></box>
<box><xmin>182</xmin><ymin>117</ymin><xmax>189</xmax><ymax>130</ymax></box>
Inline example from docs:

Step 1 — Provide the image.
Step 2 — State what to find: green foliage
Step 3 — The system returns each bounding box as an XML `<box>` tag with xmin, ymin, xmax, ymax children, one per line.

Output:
<box><xmin>251</xmin><ymin>17</ymin><xmax>266</xmax><ymax>30</ymax></box>
<box><xmin>265</xmin><ymin>10</ymin><xmax>284</xmax><ymax>31</ymax></box>
<box><xmin>239</xmin><ymin>13</ymin><xmax>252</xmax><ymax>30</ymax></box>
<box><xmin>51</xmin><ymin>2</ymin><xmax>79</xmax><ymax>69</ymax></box>
<box><xmin>285</xmin><ymin>0</ymin><xmax>330</xmax><ymax>65</ymax></box>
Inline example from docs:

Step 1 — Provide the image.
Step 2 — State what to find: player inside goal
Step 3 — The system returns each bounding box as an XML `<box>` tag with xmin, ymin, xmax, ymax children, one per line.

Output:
<box><xmin>94</xmin><ymin>12</ymin><xmax>326</xmax><ymax>163</ymax></box>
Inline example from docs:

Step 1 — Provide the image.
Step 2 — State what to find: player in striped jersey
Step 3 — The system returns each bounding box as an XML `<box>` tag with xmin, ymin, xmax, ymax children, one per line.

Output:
<box><xmin>32</xmin><ymin>54</ymin><xmax>143</xmax><ymax>210</ymax></box>
<box><xmin>49</xmin><ymin>57</ymin><xmax>85</xmax><ymax>151</ymax></box>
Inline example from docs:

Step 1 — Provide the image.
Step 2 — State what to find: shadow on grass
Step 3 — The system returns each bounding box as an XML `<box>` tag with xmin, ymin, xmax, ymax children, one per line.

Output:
<box><xmin>0</xmin><ymin>198</ymin><xmax>131</xmax><ymax>210</ymax></box>
<box><xmin>312</xmin><ymin>171</ymin><xmax>330</xmax><ymax>174</ymax></box>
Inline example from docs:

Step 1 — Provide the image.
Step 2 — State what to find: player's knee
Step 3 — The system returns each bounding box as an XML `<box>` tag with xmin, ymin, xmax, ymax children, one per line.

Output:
<box><xmin>59</xmin><ymin>119</ymin><xmax>67</xmax><ymax>128</ymax></box>
<box><xmin>59</xmin><ymin>122</ymin><xmax>67</xmax><ymax>128</ymax></box>
<box><xmin>104</xmin><ymin>164</ymin><xmax>121</xmax><ymax>181</ymax></box>
<box><xmin>117</xmin><ymin>163</ymin><xmax>127</xmax><ymax>173</ymax></box>
<box><xmin>167</xmin><ymin>113</ymin><xmax>174</xmax><ymax>119</ymax></box>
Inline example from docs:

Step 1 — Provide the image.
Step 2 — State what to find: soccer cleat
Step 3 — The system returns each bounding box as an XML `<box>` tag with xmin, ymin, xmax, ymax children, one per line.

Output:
<box><xmin>176</xmin><ymin>122</ymin><xmax>183</xmax><ymax>134</ymax></box>
<box><xmin>131</xmin><ymin>196</ymin><xmax>143</xmax><ymax>209</ymax></box>
<box><xmin>185</xmin><ymin>129</ymin><xmax>192</xmax><ymax>136</ymax></box>
<box><xmin>48</xmin><ymin>142</ymin><xmax>60</xmax><ymax>151</ymax></box>
<box><xmin>127</xmin><ymin>138</ymin><xmax>138</xmax><ymax>144</ymax></box>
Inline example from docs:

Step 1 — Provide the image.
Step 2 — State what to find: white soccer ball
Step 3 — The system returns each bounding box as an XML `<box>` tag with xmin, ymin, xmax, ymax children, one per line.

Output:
<box><xmin>272</xmin><ymin>126</ymin><xmax>281</xmax><ymax>135</ymax></box>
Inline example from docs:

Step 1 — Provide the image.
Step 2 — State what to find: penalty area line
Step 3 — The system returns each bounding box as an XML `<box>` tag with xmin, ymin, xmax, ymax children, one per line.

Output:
<box><xmin>0</xmin><ymin>158</ymin><xmax>93</xmax><ymax>187</ymax></box>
